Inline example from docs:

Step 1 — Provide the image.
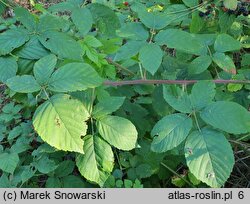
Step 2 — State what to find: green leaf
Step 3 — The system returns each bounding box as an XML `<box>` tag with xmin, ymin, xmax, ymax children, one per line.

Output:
<box><xmin>214</xmin><ymin>34</ymin><xmax>241</xmax><ymax>52</ymax></box>
<box><xmin>82</xmin><ymin>35</ymin><xmax>103</xmax><ymax>48</ymax></box>
<box><xmin>0</xmin><ymin>57</ymin><xmax>18</xmax><ymax>83</ymax></box>
<box><xmin>116</xmin><ymin>22</ymin><xmax>149</xmax><ymax>41</ymax></box>
<box><xmin>182</xmin><ymin>0</ymin><xmax>199</xmax><ymax>7</ymax></box>
<box><xmin>97</xmin><ymin>115</ymin><xmax>138</xmax><ymax>151</ymax></box>
<box><xmin>139</xmin><ymin>43</ymin><xmax>163</xmax><ymax>75</ymax></box>
<box><xmin>7</xmin><ymin>75</ymin><xmax>41</xmax><ymax>93</ymax></box>
<box><xmin>48</xmin><ymin>1</ymin><xmax>76</xmax><ymax>12</ymax></box>
<box><xmin>14</xmin><ymin>7</ymin><xmax>36</xmax><ymax>31</ymax></box>
<box><xmin>46</xmin><ymin>177</ymin><xmax>61</xmax><ymax>188</ymax></box>
<box><xmin>185</xmin><ymin>128</ymin><xmax>234</xmax><ymax>187</ymax></box>
<box><xmin>188</xmin><ymin>55</ymin><xmax>212</xmax><ymax>75</ymax></box>
<box><xmin>212</xmin><ymin>52</ymin><xmax>236</xmax><ymax>74</ymax></box>
<box><xmin>0</xmin><ymin>152</ymin><xmax>19</xmax><ymax>174</ymax></box>
<box><xmin>33</xmin><ymin>94</ymin><xmax>90</xmax><ymax>153</ymax></box>
<box><xmin>71</xmin><ymin>8</ymin><xmax>93</xmax><ymax>36</ymax></box>
<box><xmin>93</xmin><ymin>97</ymin><xmax>125</xmax><ymax>119</ymax></box>
<box><xmin>61</xmin><ymin>175</ymin><xmax>86</xmax><ymax>188</ymax></box>
<box><xmin>39</xmin><ymin>31</ymin><xmax>83</xmax><ymax>60</ymax></box>
<box><xmin>151</xmin><ymin>113</ymin><xmax>192</xmax><ymax>153</ymax></box>
<box><xmin>76</xmin><ymin>135</ymin><xmax>114</xmax><ymax>186</ymax></box>
<box><xmin>35</xmin><ymin>156</ymin><xmax>58</xmax><ymax>174</ymax></box>
<box><xmin>190</xmin><ymin>81</ymin><xmax>216</xmax><ymax>110</ymax></box>
<box><xmin>190</xmin><ymin>11</ymin><xmax>204</xmax><ymax>33</ymax></box>
<box><xmin>224</xmin><ymin>0</ymin><xmax>237</xmax><ymax>10</ymax></box>
<box><xmin>200</xmin><ymin>101</ymin><xmax>250</xmax><ymax>134</ymax></box>
<box><xmin>15</xmin><ymin>36</ymin><xmax>50</xmax><ymax>60</ymax></box>
<box><xmin>219</xmin><ymin>12</ymin><xmax>235</xmax><ymax>33</ymax></box>
<box><xmin>20</xmin><ymin>166</ymin><xmax>36</xmax><ymax>184</ymax></box>
<box><xmin>38</xmin><ymin>14</ymin><xmax>65</xmax><ymax>32</ymax></box>
<box><xmin>48</xmin><ymin>63</ymin><xmax>103</xmax><ymax>92</ymax></box>
<box><xmin>136</xmin><ymin>164</ymin><xmax>153</xmax><ymax>179</ymax></box>
<box><xmin>34</xmin><ymin>54</ymin><xmax>57</xmax><ymax>85</ymax></box>
<box><xmin>114</xmin><ymin>40</ymin><xmax>145</xmax><ymax>61</ymax></box>
<box><xmin>138</xmin><ymin>10</ymin><xmax>170</xmax><ymax>30</ymax></box>
<box><xmin>0</xmin><ymin>29</ymin><xmax>29</xmax><ymax>55</ymax></box>
<box><xmin>88</xmin><ymin>3</ymin><xmax>120</xmax><ymax>37</ymax></box>
<box><xmin>155</xmin><ymin>29</ymin><xmax>206</xmax><ymax>55</ymax></box>
<box><xmin>163</xmin><ymin>85</ymin><xmax>192</xmax><ymax>113</ymax></box>
<box><xmin>54</xmin><ymin>160</ymin><xmax>75</xmax><ymax>177</ymax></box>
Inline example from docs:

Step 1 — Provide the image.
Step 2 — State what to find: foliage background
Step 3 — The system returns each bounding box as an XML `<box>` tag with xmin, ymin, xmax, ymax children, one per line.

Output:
<box><xmin>0</xmin><ymin>0</ymin><xmax>249</xmax><ymax>188</ymax></box>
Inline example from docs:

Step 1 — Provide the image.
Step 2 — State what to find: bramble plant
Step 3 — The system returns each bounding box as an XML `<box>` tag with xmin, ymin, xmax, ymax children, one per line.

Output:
<box><xmin>0</xmin><ymin>0</ymin><xmax>249</xmax><ymax>188</ymax></box>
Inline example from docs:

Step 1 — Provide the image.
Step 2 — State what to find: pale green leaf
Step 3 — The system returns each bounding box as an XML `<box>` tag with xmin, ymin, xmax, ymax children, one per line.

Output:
<box><xmin>200</xmin><ymin>101</ymin><xmax>250</xmax><ymax>134</ymax></box>
<box><xmin>212</xmin><ymin>52</ymin><xmax>236</xmax><ymax>74</ymax></box>
<box><xmin>224</xmin><ymin>0</ymin><xmax>238</xmax><ymax>10</ymax></box>
<box><xmin>34</xmin><ymin>54</ymin><xmax>57</xmax><ymax>85</ymax></box>
<box><xmin>76</xmin><ymin>135</ymin><xmax>114</xmax><ymax>186</ymax></box>
<box><xmin>214</xmin><ymin>34</ymin><xmax>241</xmax><ymax>53</ymax></box>
<box><xmin>7</xmin><ymin>75</ymin><xmax>41</xmax><ymax>93</ymax></box>
<box><xmin>33</xmin><ymin>94</ymin><xmax>90</xmax><ymax>153</ymax></box>
<box><xmin>185</xmin><ymin>128</ymin><xmax>234</xmax><ymax>187</ymax></box>
<box><xmin>0</xmin><ymin>57</ymin><xmax>18</xmax><ymax>83</ymax></box>
<box><xmin>151</xmin><ymin>113</ymin><xmax>192</xmax><ymax>152</ymax></box>
<box><xmin>97</xmin><ymin>116</ymin><xmax>138</xmax><ymax>150</ymax></box>
<box><xmin>139</xmin><ymin>43</ymin><xmax>163</xmax><ymax>75</ymax></box>
<box><xmin>48</xmin><ymin>63</ymin><xmax>103</xmax><ymax>92</ymax></box>
<box><xmin>82</xmin><ymin>35</ymin><xmax>103</xmax><ymax>48</ymax></box>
